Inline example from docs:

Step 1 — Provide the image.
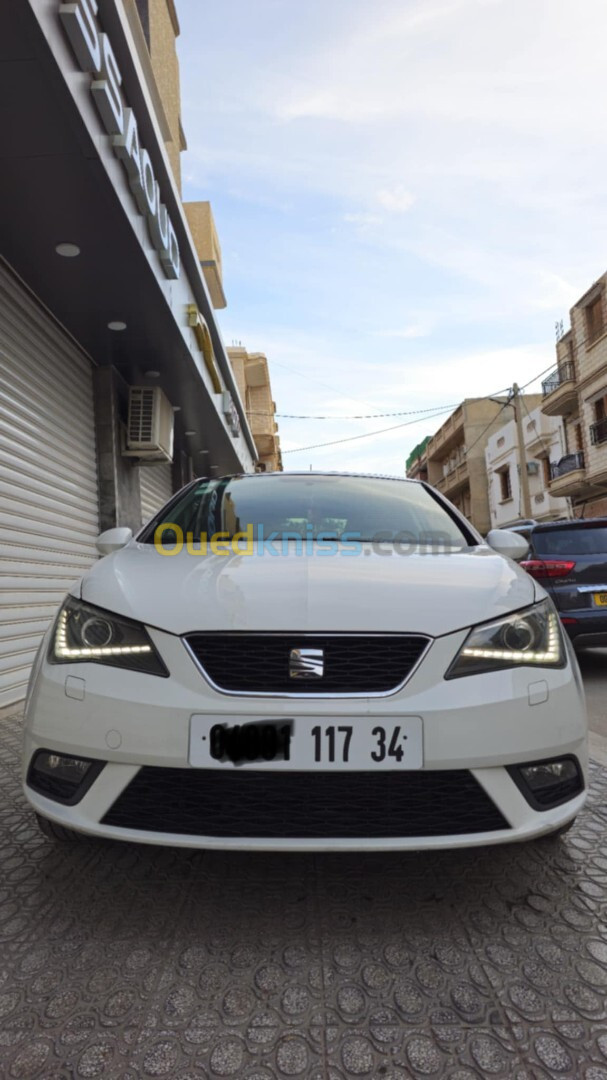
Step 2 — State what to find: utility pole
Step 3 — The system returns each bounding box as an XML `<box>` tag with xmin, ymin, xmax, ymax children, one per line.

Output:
<box><xmin>512</xmin><ymin>383</ymin><xmax>532</xmax><ymax>519</ymax></box>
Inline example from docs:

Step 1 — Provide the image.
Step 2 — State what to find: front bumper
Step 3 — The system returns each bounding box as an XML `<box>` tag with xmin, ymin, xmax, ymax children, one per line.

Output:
<box><xmin>23</xmin><ymin>624</ymin><xmax>589</xmax><ymax>851</ymax></box>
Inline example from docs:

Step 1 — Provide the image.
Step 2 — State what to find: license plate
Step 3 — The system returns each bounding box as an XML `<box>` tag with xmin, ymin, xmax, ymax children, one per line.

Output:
<box><xmin>594</xmin><ymin>592</ymin><xmax>607</xmax><ymax>606</ymax></box>
<box><xmin>189</xmin><ymin>715</ymin><xmax>423</xmax><ymax>771</ymax></box>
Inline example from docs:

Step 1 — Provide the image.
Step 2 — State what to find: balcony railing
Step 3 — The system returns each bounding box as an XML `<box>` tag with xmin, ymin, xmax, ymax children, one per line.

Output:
<box><xmin>542</xmin><ymin>361</ymin><xmax>575</xmax><ymax>397</ymax></box>
<box><xmin>550</xmin><ymin>451</ymin><xmax>585</xmax><ymax>480</ymax></box>
<box><xmin>590</xmin><ymin>417</ymin><xmax>607</xmax><ymax>446</ymax></box>
<box><xmin>443</xmin><ymin>455</ymin><xmax>466</xmax><ymax>477</ymax></box>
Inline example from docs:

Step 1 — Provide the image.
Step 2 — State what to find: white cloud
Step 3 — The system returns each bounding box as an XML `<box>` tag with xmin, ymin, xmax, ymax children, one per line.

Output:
<box><xmin>177</xmin><ymin>0</ymin><xmax>607</xmax><ymax>475</ymax></box>
<box><xmin>376</xmin><ymin>186</ymin><xmax>415</xmax><ymax>213</ymax></box>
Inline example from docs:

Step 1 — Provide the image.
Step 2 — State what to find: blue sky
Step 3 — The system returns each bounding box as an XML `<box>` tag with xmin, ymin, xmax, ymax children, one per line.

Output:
<box><xmin>176</xmin><ymin>0</ymin><xmax>607</xmax><ymax>473</ymax></box>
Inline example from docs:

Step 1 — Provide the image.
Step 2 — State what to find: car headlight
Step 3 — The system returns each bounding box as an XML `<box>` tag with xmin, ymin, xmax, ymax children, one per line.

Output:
<box><xmin>445</xmin><ymin>599</ymin><xmax>565</xmax><ymax>679</ymax></box>
<box><xmin>49</xmin><ymin>597</ymin><xmax>169</xmax><ymax>676</ymax></box>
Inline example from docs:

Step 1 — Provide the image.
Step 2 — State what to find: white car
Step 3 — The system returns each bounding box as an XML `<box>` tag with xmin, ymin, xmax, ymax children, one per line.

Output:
<box><xmin>23</xmin><ymin>473</ymin><xmax>588</xmax><ymax>851</ymax></box>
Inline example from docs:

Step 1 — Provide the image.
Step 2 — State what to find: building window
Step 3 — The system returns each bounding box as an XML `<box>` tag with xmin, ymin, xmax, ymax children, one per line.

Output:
<box><xmin>497</xmin><ymin>467</ymin><xmax>512</xmax><ymax>502</ymax></box>
<box><xmin>585</xmin><ymin>294</ymin><xmax>604</xmax><ymax>345</ymax></box>
<box><xmin>573</xmin><ymin>423</ymin><xmax>583</xmax><ymax>451</ymax></box>
<box><xmin>542</xmin><ymin>456</ymin><xmax>551</xmax><ymax>487</ymax></box>
<box><xmin>591</xmin><ymin>393</ymin><xmax>607</xmax><ymax>446</ymax></box>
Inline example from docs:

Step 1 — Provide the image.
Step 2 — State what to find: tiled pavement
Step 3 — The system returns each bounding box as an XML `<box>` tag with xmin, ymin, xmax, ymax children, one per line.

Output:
<box><xmin>1</xmin><ymin>712</ymin><xmax>607</xmax><ymax>1079</ymax></box>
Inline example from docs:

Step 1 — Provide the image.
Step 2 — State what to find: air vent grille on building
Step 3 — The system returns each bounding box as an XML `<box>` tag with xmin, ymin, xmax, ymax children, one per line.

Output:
<box><xmin>129</xmin><ymin>387</ymin><xmax>155</xmax><ymax>443</ymax></box>
<box><xmin>124</xmin><ymin>386</ymin><xmax>174</xmax><ymax>462</ymax></box>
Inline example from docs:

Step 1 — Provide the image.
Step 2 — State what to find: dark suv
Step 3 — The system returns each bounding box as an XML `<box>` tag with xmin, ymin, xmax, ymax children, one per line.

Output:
<box><xmin>521</xmin><ymin>518</ymin><xmax>607</xmax><ymax>649</ymax></box>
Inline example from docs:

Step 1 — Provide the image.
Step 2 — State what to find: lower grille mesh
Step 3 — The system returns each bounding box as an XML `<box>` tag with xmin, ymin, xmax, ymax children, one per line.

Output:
<box><xmin>102</xmin><ymin>768</ymin><xmax>509</xmax><ymax>839</ymax></box>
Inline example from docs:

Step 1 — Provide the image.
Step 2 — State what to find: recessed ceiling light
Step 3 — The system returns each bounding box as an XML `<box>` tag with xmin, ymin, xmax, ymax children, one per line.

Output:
<box><xmin>55</xmin><ymin>242</ymin><xmax>80</xmax><ymax>258</ymax></box>
<box><xmin>145</xmin><ymin>370</ymin><xmax>160</xmax><ymax>378</ymax></box>
<box><xmin>108</xmin><ymin>321</ymin><xmax>127</xmax><ymax>331</ymax></box>
<box><xmin>172</xmin><ymin>405</ymin><xmax>181</xmax><ymax>412</ymax></box>
<box><xmin>198</xmin><ymin>449</ymin><xmax>209</xmax><ymax>455</ymax></box>
<box><xmin>185</xmin><ymin>430</ymin><xmax>197</xmax><ymax>436</ymax></box>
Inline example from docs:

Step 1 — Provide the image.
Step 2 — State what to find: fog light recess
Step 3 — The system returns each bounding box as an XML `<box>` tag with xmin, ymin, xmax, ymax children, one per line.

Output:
<box><xmin>27</xmin><ymin>751</ymin><xmax>105</xmax><ymax>805</ymax></box>
<box><xmin>508</xmin><ymin>756</ymin><xmax>583</xmax><ymax>811</ymax></box>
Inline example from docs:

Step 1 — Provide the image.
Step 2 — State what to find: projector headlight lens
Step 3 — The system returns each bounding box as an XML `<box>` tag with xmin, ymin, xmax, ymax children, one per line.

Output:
<box><xmin>446</xmin><ymin>599</ymin><xmax>565</xmax><ymax>678</ymax></box>
<box><xmin>50</xmin><ymin>597</ymin><xmax>168</xmax><ymax>676</ymax></box>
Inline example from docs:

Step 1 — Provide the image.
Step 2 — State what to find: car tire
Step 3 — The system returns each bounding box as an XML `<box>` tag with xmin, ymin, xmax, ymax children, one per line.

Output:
<box><xmin>35</xmin><ymin>813</ymin><xmax>83</xmax><ymax>842</ymax></box>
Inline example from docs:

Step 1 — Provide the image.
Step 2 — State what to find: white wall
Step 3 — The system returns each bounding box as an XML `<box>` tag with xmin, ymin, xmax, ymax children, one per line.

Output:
<box><xmin>485</xmin><ymin>407</ymin><xmax>570</xmax><ymax>528</ymax></box>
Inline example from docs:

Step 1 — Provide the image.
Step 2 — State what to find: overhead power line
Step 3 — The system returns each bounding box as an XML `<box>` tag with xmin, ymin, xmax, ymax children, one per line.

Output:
<box><xmin>273</xmin><ymin>363</ymin><xmax>555</xmax><ymax>456</ymax></box>
<box><xmin>519</xmin><ymin>363</ymin><xmax>555</xmax><ymax>391</ymax></box>
<box><xmin>462</xmin><ymin>398</ymin><xmax>513</xmax><ymax>460</ymax></box>
<box><xmin>268</xmin><ymin>357</ymin><xmax>386</xmax><ymax>413</ymax></box>
<box><xmin>247</xmin><ymin>403</ymin><xmax>460</xmax><ymax>420</ymax></box>
<box><xmin>281</xmin><ymin>407</ymin><xmax>456</xmax><ymax>454</ymax></box>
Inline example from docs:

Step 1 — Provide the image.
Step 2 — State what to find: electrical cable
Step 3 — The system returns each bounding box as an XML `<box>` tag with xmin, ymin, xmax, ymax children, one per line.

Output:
<box><xmin>257</xmin><ymin>364</ymin><xmax>556</xmax><ymax>457</ymax></box>
<box><xmin>266</xmin><ymin>357</ymin><xmax>389</xmax><ymax>413</ymax></box>
<box><xmin>519</xmin><ymin>363</ymin><xmax>557</xmax><ymax>392</ymax></box>
<box><xmin>247</xmin><ymin>403</ymin><xmax>460</xmax><ymax>420</ymax></box>
<box><xmin>461</xmin><ymin>398</ymin><xmax>513</xmax><ymax>460</ymax></box>
<box><xmin>281</xmin><ymin>406</ymin><xmax>456</xmax><ymax>454</ymax></box>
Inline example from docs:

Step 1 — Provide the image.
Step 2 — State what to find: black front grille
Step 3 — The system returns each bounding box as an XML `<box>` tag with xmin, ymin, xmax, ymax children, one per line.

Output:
<box><xmin>102</xmin><ymin>768</ymin><xmax>509</xmax><ymax>839</ymax></box>
<box><xmin>184</xmin><ymin>633</ymin><xmax>429</xmax><ymax>694</ymax></box>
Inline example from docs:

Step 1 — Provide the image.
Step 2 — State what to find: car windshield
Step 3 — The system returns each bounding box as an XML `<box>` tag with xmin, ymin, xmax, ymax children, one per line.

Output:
<box><xmin>533</xmin><ymin>525</ymin><xmax>607</xmax><ymax>557</ymax></box>
<box><xmin>144</xmin><ymin>474</ymin><xmax>470</xmax><ymax>546</ymax></box>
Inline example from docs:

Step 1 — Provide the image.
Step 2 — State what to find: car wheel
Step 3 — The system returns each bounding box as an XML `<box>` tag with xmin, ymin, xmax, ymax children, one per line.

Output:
<box><xmin>35</xmin><ymin>813</ymin><xmax>83</xmax><ymax>842</ymax></box>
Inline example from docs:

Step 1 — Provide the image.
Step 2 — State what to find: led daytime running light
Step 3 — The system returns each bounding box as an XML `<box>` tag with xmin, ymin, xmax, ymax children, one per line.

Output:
<box><xmin>461</xmin><ymin>614</ymin><xmax>561</xmax><ymax>666</ymax></box>
<box><xmin>55</xmin><ymin>610</ymin><xmax>152</xmax><ymax>659</ymax></box>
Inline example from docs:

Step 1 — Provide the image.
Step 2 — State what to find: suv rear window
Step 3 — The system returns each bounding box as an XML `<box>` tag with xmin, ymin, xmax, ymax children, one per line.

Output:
<box><xmin>533</xmin><ymin>525</ymin><xmax>607</xmax><ymax>557</ymax></box>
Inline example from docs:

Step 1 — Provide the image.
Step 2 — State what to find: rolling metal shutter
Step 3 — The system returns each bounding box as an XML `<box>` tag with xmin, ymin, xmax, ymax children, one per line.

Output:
<box><xmin>0</xmin><ymin>261</ymin><xmax>99</xmax><ymax>708</ymax></box>
<box><xmin>139</xmin><ymin>463</ymin><xmax>173</xmax><ymax>523</ymax></box>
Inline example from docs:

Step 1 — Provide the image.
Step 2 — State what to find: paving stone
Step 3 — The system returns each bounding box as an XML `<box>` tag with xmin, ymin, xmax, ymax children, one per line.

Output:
<box><xmin>2</xmin><ymin>714</ymin><xmax>607</xmax><ymax>1078</ymax></box>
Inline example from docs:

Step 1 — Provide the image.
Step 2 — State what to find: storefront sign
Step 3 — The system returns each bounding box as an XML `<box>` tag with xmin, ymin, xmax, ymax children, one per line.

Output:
<box><xmin>59</xmin><ymin>0</ymin><xmax>180</xmax><ymax>280</ymax></box>
<box><xmin>222</xmin><ymin>392</ymin><xmax>241</xmax><ymax>437</ymax></box>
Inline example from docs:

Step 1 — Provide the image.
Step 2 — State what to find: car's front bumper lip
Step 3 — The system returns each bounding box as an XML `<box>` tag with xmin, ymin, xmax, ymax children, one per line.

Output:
<box><xmin>23</xmin><ymin>775</ymin><xmax>587</xmax><ymax>852</ymax></box>
<box><xmin>23</xmin><ymin>621</ymin><xmax>589</xmax><ymax>851</ymax></box>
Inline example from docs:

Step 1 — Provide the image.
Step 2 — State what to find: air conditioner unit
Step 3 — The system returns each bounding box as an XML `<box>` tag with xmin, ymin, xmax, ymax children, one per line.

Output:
<box><xmin>123</xmin><ymin>386</ymin><xmax>174</xmax><ymax>462</ymax></box>
<box><xmin>526</xmin><ymin>461</ymin><xmax>540</xmax><ymax>475</ymax></box>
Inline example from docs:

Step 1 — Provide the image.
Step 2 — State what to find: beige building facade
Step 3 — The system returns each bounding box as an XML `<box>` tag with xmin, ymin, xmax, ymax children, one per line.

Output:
<box><xmin>129</xmin><ymin>1</ymin><xmax>225</xmax><ymax>311</ymax></box>
<box><xmin>228</xmin><ymin>347</ymin><xmax>282</xmax><ymax>472</ymax></box>
<box><xmin>130</xmin><ymin>0</ymin><xmax>186</xmax><ymax>189</ymax></box>
<box><xmin>129</xmin><ymin>1</ymin><xmax>280</xmax><ymax>473</ymax></box>
<box><xmin>405</xmin><ymin>437</ymin><xmax>430</xmax><ymax>482</ymax></box>
<box><xmin>541</xmin><ymin>274</ymin><xmax>607</xmax><ymax>517</ymax></box>
<box><xmin>408</xmin><ymin>397</ymin><xmax>542</xmax><ymax>534</ymax></box>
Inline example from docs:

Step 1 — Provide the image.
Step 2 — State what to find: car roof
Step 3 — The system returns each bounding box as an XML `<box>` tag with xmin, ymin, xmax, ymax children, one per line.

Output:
<box><xmin>532</xmin><ymin>517</ymin><xmax>607</xmax><ymax>531</ymax></box>
<box><xmin>208</xmin><ymin>472</ymin><xmax>422</xmax><ymax>483</ymax></box>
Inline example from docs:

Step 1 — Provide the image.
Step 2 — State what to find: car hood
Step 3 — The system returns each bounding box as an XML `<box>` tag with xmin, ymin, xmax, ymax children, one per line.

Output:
<box><xmin>79</xmin><ymin>542</ymin><xmax>536</xmax><ymax>637</ymax></box>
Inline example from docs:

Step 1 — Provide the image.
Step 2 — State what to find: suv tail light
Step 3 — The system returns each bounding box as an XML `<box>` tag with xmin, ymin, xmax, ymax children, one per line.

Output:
<box><xmin>520</xmin><ymin>559</ymin><xmax>576</xmax><ymax>579</ymax></box>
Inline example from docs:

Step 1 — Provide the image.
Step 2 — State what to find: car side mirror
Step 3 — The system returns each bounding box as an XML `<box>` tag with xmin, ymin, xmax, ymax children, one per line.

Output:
<box><xmin>486</xmin><ymin>529</ymin><xmax>530</xmax><ymax>562</ymax></box>
<box><xmin>95</xmin><ymin>527</ymin><xmax>133</xmax><ymax>555</ymax></box>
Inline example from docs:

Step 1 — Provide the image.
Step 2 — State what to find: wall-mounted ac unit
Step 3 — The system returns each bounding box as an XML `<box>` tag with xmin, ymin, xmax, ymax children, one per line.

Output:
<box><xmin>123</xmin><ymin>386</ymin><xmax>174</xmax><ymax>462</ymax></box>
<box><xmin>526</xmin><ymin>461</ymin><xmax>540</xmax><ymax>475</ymax></box>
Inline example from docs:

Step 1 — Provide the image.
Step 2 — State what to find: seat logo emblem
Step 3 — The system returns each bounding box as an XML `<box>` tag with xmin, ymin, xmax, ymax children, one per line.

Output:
<box><xmin>289</xmin><ymin>648</ymin><xmax>324</xmax><ymax>678</ymax></box>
